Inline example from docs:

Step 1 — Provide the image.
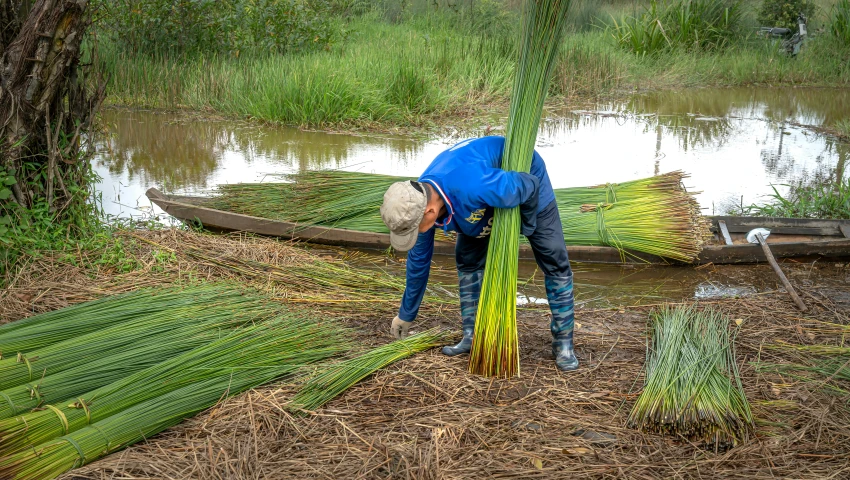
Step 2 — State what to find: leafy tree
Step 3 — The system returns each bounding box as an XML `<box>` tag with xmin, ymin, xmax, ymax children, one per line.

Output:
<box><xmin>757</xmin><ymin>0</ymin><xmax>817</xmax><ymax>30</ymax></box>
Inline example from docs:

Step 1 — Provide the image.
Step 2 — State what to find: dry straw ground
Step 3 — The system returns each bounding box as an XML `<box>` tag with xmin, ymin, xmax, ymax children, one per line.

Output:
<box><xmin>2</xmin><ymin>229</ymin><xmax>849</xmax><ymax>479</ymax></box>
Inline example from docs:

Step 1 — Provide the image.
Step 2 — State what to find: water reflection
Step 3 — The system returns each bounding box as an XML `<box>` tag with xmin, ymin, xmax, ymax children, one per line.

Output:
<box><xmin>94</xmin><ymin>87</ymin><xmax>850</xmax><ymax>220</ymax></box>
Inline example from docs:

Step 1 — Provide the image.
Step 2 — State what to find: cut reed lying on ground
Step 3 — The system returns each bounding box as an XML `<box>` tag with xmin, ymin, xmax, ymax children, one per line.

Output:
<box><xmin>132</xmin><ymin>233</ymin><xmax>455</xmax><ymax>308</ymax></box>
<box><xmin>0</xmin><ymin>321</ymin><xmax>229</xmax><ymax>422</ymax></box>
<box><xmin>0</xmin><ymin>311</ymin><xmax>348</xmax><ymax>480</ymax></box>
<box><xmin>0</xmin><ymin>285</ymin><xmax>274</xmax><ymax>391</ymax></box>
<box><xmin>208</xmin><ymin>170</ymin><xmax>708</xmax><ymax>262</ymax></box>
<box><xmin>0</xmin><ymin>310</ymin><xmax>349</xmax><ymax>457</ymax></box>
<box><xmin>757</xmin><ymin>332</ymin><xmax>850</xmax><ymax>397</ymax></box>
<box><xmin>628</xmin><ymin>305</ymin><xmax>753</xmax><ymax>449</ymax></box>
<box><xmin>0</xmin><ymin>287</ymin><xmax>220</xmax><ymax>355</ymax></box>
<box><xmin>290</xmin><ymin>328</ymin><xmax>452</xmax><ymax>412</ymax></box>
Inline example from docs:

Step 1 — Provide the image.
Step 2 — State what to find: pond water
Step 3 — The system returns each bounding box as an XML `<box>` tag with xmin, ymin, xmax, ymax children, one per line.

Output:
<box><xmin>92</xmin><ymin>87</ymin><xmax>850</xmax><ymax>306</ymax></box>
<box><xmin>94</xmin><ymin>86</ymin><xmax>850</xmax><ymax>221</ymax></box>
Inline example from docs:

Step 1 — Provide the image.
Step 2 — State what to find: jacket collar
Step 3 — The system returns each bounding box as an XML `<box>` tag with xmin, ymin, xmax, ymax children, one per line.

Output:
<box><xmin>421</xmin><ymin>179</ymin><xmax>454</xmax><ymax>227</ymax></box>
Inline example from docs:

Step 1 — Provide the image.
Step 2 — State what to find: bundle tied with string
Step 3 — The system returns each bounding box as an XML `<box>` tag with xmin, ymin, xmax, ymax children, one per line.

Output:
<box><xmin>209</xmin><ymin>170</ymin><xmax>708</xmax><ymax>263</ymax></box>
<box><xmin>557</xmin><ymin>172</ymin><xmax>709</xmax><ymax>262</ymax></box>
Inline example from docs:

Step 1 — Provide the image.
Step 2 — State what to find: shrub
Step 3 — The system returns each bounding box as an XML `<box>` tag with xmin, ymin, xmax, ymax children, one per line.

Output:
<box><xmin>757</xmin><ymin>0</ymin><xmax>817</xmax><ymax>31</ymax></box>
<box><xmin>96</xmin><ymin>0</ymin><xmax>344</xmax><ymax>56</ymax></box>
<box><xmin>611</xmin><ymin>0</ymin><xmax>742</xmax><ymax>55</ymax></box>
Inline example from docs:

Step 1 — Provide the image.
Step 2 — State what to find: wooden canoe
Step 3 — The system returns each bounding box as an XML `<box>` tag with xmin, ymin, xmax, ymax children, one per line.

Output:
<box><xmin>146</xmin><ymin>188</ymin><xmax>850</xmax><ymax>265</ymax></box>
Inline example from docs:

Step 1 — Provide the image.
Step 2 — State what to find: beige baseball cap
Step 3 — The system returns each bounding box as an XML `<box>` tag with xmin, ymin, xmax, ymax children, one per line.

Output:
<box><xmin>380</xmin><ymin>181</ymin><xmax>427</xmax><ymax>252</ymax></box>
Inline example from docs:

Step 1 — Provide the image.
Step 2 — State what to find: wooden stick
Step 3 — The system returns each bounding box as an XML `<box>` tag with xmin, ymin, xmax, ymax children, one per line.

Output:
<box><xmin>756</xmin><ymin>233</ymin><xmax>807</xmax><ymax>312</ymax></box>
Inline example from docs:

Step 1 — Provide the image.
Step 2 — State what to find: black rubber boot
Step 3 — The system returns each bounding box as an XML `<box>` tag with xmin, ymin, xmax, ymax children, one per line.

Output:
<box><xmin>442</xmin><ymin>270</ymin><xmax>482</xmax><ymax>356</ymax></box>
<box><xmin>546</xmin><ymin>274</ymin><xmax>579</xmax><ymax>371</ymax></box>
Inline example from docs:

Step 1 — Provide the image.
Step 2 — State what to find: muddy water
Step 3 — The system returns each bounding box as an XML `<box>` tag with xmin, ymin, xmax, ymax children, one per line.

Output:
<box><xmin>93</xmin><ymin>87</ymin><xmax>850</xmax><ymax>306</ymax></box>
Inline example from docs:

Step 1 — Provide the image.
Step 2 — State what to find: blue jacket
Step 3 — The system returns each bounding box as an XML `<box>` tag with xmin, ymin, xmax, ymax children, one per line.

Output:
<box><xmin>398</xmin><ymin>136</ymin><xmax>556</xmax><ymax>321</ymax></box>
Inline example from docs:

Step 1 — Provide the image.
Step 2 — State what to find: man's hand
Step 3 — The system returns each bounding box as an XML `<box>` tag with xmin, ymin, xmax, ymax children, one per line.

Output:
<box><xmin>518</xmin><ymin>172</ymin><xmax>539</xmax><ymax>237</ymax></box>
<box><xmin>390</xmin><ymin>316</ymin><xmax>411</xmax><ymax>339</ymax></box>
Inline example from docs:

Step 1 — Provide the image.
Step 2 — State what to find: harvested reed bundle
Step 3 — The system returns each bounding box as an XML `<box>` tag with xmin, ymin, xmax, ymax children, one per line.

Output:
<box><xmin>0</xmin><ymin>287</ymin><xmax>217</xmax><ymax>356</ymax></box>
<box><xmin>559</xmin><ymin>196</ymin><xmax>706</xmax><ymax>262</ymax></box>
<box><xmin>469</xmin><ymin>0</ymin><xmax>573</xmax><ymax>378</ymax></box>
<box><xmin>0</xmin><ymin>285</ymin><xmax>274</xmax><ymax>391</ymax></box>
<box><xmin>628</xmin><ymin>305</ymin><xmax>753</xmax><ymax>449</ymax></box>
<box><xmin>207</xmin><ymin>170</ymin><xmax>708</xmax><ymax>262</ymax></box>
<box><xmin>290</xmin><ymin>328</ymin><xmax>451</xmax><ymax>412</ymax></box>
<box><xmin>209</xmin><ymin>171</ymin><xmax>410</xmax><ymax>233</ymax></box>
<box><xmin>0</xmin><ymin>321</ymin><xmax>224</xmax><ymax>422</ymax></box>
<box><xmin>0</xmin><ymin>313</ymin><xmax>348</xmax><ymax>458</ymax></box>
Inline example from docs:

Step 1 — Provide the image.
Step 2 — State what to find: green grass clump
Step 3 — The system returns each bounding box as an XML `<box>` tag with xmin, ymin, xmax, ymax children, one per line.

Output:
<box><xmin>742</xmin><ymin>178</ymin><xmax>850</xmax><ymax>219</ymax></box>
<box><xmin>290</xmin><ymin>328</ymin><xmax>451</xmax><ymax>412</ymax></box>
<box><xmin>832</xmin><ymin>0</ymin><xmax>850</xmax><ymax>45</ymax></box>
<box><xmin>96</xmin><ymin>7</ymin><xmax>850</xmax><ymax>131</ymax></box>
<box><xmin>628</xmin><ymin>305</ymin><xmax>754</xmax><ymax>449</ymax></box>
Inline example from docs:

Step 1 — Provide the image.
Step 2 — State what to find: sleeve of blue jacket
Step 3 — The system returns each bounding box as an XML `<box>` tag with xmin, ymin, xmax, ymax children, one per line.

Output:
<box><xmin>397</xmin><ymin>228</ymin><xmax>435</xmax><ymax>322</ymax></box>
<box><xmin>472</xmin><ymin>167</ymin><xmax>540</xmax><ymax>210</ymax></box>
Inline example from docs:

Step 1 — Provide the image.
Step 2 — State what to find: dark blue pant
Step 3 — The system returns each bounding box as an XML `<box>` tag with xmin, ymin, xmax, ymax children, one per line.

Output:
<box><xmin>455</xmin><ymin>200</ymin><xmax>572</xmax><ymax>277</ymax></box>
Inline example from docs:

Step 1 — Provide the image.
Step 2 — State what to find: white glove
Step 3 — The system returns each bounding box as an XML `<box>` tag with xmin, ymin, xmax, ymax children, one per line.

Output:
<box><xmin>390</xmin><ymin>315</ymin><xmax>411</xmax><ymax>339</ymax></box>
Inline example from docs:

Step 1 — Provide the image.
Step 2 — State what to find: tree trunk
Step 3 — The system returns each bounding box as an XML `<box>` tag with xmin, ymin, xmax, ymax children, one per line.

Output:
<box><xmin>0</xmin><ymin>0</ymin><xmax>103</xmax><ymax>212</ymax></box>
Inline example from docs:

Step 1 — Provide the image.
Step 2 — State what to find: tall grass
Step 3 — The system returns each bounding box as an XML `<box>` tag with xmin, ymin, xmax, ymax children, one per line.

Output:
<box><xmin>610</xmin><ymin>0</ymin><xmax>743</xmax><ymax>55</ymax></box>
<box><xmin>832</xmin><ymin>0</ymin><xmax>850</xmax><ymax>45</ymax></box>
<box><xmin>96</xmin><ymin>4</ymin><xmax>850</xmax><ymax>129</ymax></box>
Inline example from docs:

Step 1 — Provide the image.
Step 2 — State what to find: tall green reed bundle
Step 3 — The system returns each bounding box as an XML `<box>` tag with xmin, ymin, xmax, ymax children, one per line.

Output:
<box><xmin>469</xmin><ymin>0</ymin><xmax>572</xmax><ymax>378</ymax></box>
<box><xmin>628</xmin><ymin>305</ymin><xmax>753</xmax><ymax>449</ymax></box>
<box><xmin>289</xmin><ymin>328</ymin><xmax>451</xmax><ymax>412</ymax></box>
<box><xmin>0</xmin><ymin>287</ymin><xmax>217</xmax><ymax>356</ymax></box>
<box><xmin>0</xmin><ymin>313</ymin><xmax>348</xmax><ymax>459</ymax></box>
<box><xmin>0</xmin><ymin>285</ymin><xmax>272</xmax><ymax>391</ymax></box>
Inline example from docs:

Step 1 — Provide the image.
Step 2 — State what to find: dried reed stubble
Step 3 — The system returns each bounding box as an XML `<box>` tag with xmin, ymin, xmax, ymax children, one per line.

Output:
<box><xmin>58</xmin><ymin>290</ymin><xmax>850</xmax><ymax>480</ymax></box>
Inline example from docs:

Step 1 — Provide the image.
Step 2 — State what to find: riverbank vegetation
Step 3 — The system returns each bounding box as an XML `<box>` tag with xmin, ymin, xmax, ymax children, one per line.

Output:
<box><xmin>742</xmin><ymin>176</ymin><xmax>850</xmax><ymax>219</ymax></box>
<box><xmin>93</xmin><ymin>0</ymin><xmax>850</xmax><ymax>130</ymax></box>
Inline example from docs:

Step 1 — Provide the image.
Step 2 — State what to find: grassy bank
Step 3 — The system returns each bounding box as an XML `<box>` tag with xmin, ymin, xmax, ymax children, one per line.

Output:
<box><xmin>99</xmin><ymin>7</ymin><xmax>850</xmax><ymax>130</ymax></box>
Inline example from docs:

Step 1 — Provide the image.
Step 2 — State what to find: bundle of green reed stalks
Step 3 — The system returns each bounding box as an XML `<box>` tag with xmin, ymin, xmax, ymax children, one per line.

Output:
<box><xmin>0</xmin><ymin>287</ymin><xmax>224</xmax><ymax>356</ymax></box>
<box><xmin>207</xmin><ymin>170</ymin><xmax>707</xmax><ymax>262</ymax></box>
<box><xmin>289</xmin><ymin>328</ymin><xmax>452</xmax><ymax>412</ymax></box>
<box><xmin>209</xmin><ymin>171</ymin><xmax>409</xmax><ymax>233</ymax></box>
<box><xmin>0</xmin><ymin>311</ymin><xmax>348</xmax><ymax>457</ymax></box>
<box><xmin>628</xmin><ymin>305</ymin><xmax>754</xmax><ymax>449</ymax></box>
<box><xmin>0</xmin><ymin>313</ymin><xmax>346</xmax><ymax>479</ymax></box>
<box><xmin>0</xmin><ymin>285</ymin><xmax>275</xmax><ymax>391</ymax></box>
<box><xmin>469</xmin><ymin>0</ymin><xmax>573</xmax><ymax>378</ymax></box>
